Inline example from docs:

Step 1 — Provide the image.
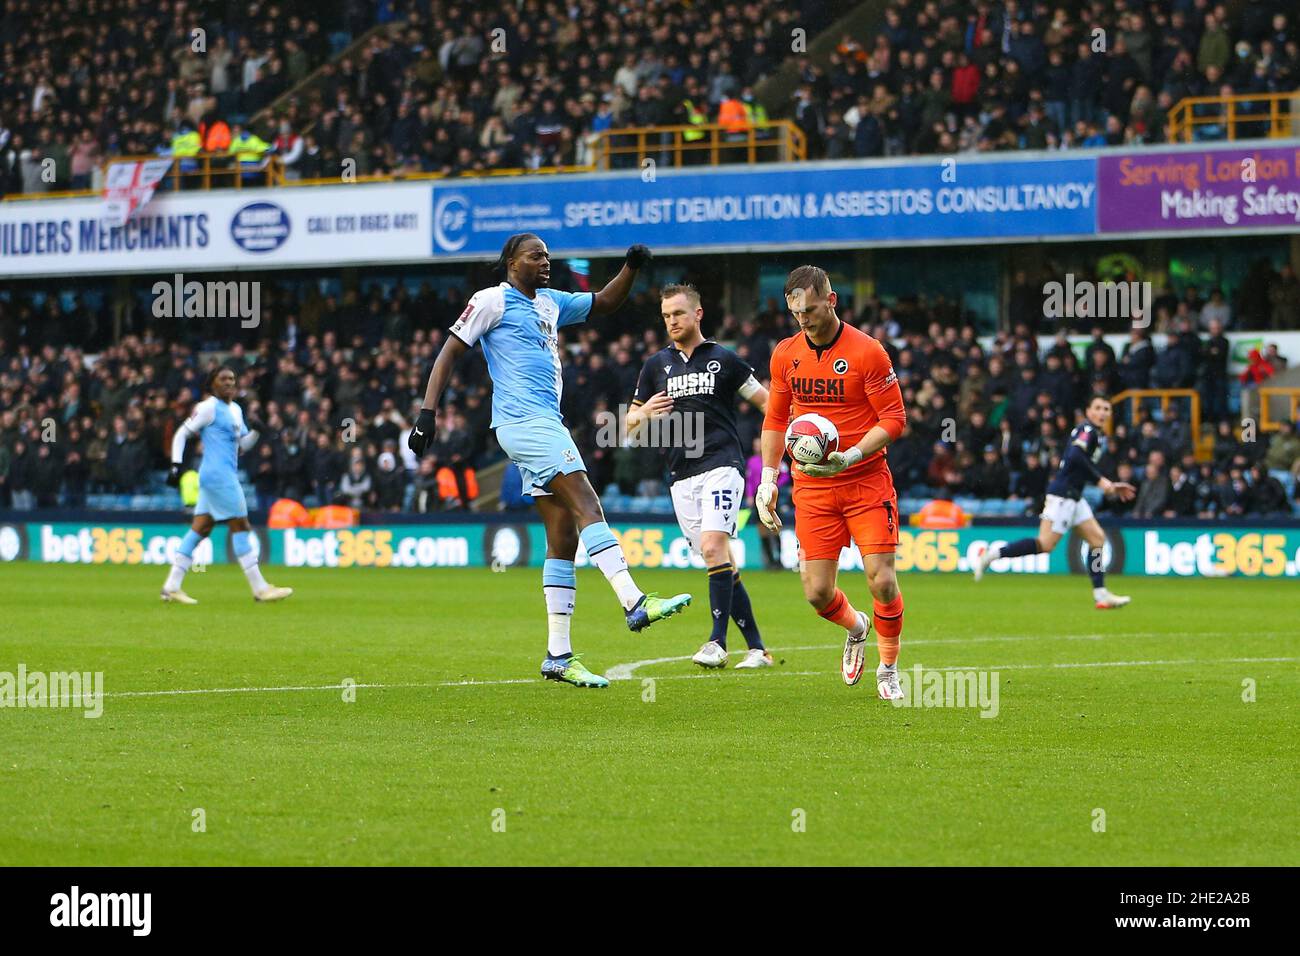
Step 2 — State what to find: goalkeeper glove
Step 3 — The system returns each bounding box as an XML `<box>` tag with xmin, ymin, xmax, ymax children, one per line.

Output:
<box><xmin>799</xmin><ymin>446</ymin><xmax>864</xmax><ymax>478</ymax></box>
<box><xmin>754</xmin><ymin>467</ymin><xmax>781</xmax><ymax>531</ymax></box>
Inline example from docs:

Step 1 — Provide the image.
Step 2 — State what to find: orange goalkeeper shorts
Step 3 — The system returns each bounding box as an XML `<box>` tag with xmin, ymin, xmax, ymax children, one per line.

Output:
<box><xmin>792</xmin><ymin>478</ymin><xmax>899</xmax><ymax>562</ymax></box>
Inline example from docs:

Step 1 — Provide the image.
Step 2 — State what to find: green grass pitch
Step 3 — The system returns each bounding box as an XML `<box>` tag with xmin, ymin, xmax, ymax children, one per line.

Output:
<box><xmin>1</xmin><ymin>563</ymin><xmax>1296</xmax><ymax>866</ymax></box>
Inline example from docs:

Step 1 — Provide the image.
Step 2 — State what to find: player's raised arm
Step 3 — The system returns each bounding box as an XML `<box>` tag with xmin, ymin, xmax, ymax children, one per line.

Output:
<box><xmin>591</xmin><ymin>244</ymin><xmax>653</xmax><ymax>317</ymax></box>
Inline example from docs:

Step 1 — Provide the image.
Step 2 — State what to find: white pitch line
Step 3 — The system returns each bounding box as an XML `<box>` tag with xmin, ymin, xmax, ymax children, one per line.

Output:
<box><xmin>101</xmin><ymin>677</ymin><xmax>537</xmax><ymax>700</ymax></box>
<box><xmin>618</xmin><ymin>656</ymin><xmax>1299</xmax><ymax>682</ymax></box>
<box><xmin>69</xmin><ymin>654</ymin><xmax>1297</xmax><ymax>704</ymax></box>
<box><xmin>604</xmin><ymin>644</ymin><xmax>837</xmax><ymax>680</ymax></box>
<box><xmin>604</xmin><ymin>631</ymin><xmax>1295</xmax><ymax>680</ymax></box>
<box><xmin>605</xmin><ymin>633</ymin><xmax>1110</xmax><ymax>680</ymax></box>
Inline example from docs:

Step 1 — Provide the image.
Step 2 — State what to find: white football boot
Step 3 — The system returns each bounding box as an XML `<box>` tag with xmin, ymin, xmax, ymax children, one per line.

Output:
<box><xmin>1093</xmin><ymin>588</ymin><xmax>1131</xmax><ymax>609</ymax></box>
<box><xmin>877</xmin><ymin>663</ymin><xmax>904</xmax><ymax>701</ymax></box>
<box><xmin>841</xmin><ymin>611</ymin><xmax>870</xmax><ymax>686</ymax></box>
<box><xmin>160</xmin><ymin>589</ymin><xmax>198</xmax><ymax>605</ymax></box>
<box><xmin>733</xmin><ymin>648</ymin><xmax>774</xmax><ymax>669</ymax></box>
<box><xmin>692</xmin><ymin>640</ymin><xmax>728</xmax><ymax>668</ymax></box>
<box><xmin>972</xmin><ymin>545</ymin><xmax>996</xmax><ymax>582</ymax></box>
<box><xmin>254</xmin><ymin>585</ymin><xmax>294</xmax><ymax>603</ymax></box>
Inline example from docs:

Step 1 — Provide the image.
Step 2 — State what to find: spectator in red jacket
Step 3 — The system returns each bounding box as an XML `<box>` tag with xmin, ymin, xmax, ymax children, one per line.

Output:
<box><xmin>1239</xmin><ymin>348</ymin><xmax>1276</xmax><ymax>386</ymax></box>
<box><xmin>951</xmin><ymin>54</ymin><xmax>981</xmax><ymax>118</ymax></box>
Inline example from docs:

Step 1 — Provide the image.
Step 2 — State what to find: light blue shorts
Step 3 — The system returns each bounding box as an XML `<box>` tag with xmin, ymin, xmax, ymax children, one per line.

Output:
<box><xmin>495</xmin><ymin>416</ymin><xmax>587</xmax><ymax>497</ymax></box>
<box><xmin>196</xmin><ymin>480</ymin><xmax>249</xmax><ymax>521</ymax></box>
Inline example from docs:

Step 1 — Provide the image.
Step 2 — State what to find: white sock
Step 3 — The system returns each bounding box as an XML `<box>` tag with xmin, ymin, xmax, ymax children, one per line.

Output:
<box><xmin>164</xmin><ymin>553</ymin><xmax>192</xmax><ymax>592</ymax></box>
<box><xmin>239</xmin><ymin>551</ymin><xmax>269</xmax><ymax>594</ymax></box>
<box><xmin>986</xmin><ymin>544</ymin><xmax>1003</xmax><ymax>560</ymax></box>
<box><xmin>849</xmin><ymin>611</ymin><xmax>867</xmax><ymax>639</ymax></box>
<box><xmin>588</xmin><ymin>545</ymin><xmax>643</xmax><ymax>610</ymax></box>
<box><xmin>547</xmin><ymin>613</ymin><xmax>573</xmax><ymax>657</ymax></box>
<box><xmin>543</xmin><ymin>584</ymin><xmax>576</xmax><ymax>657</ymax></box>
<box><xmin>1092</xmin><ymin>586</ymin><xmax>1107</xmax><ymax>600</ymax></box>
<box><xmin>878</xmin><ymin>661</ymin><xmax>897</xmax><ymax>673</ymax></box>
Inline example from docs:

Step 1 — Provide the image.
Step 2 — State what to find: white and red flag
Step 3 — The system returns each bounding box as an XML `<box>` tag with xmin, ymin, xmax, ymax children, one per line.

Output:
<box><xmin>102</xmin><ymin>159</ymin><xmax>174</xmax><ymax>227</ymax></box>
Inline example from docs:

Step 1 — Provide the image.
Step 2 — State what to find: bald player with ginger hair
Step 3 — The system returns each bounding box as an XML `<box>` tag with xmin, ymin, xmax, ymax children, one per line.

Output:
<box><xmin>754</xmin><ymin>266</ymin><xmax>908</xmax><ymax>699</ymax></box>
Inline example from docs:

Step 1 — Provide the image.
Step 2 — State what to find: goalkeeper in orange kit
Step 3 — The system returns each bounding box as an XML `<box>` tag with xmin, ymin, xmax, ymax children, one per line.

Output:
<box><xmin>754</xmin><ymin>266</ymin><xmax>908</xmax><ymax>700</ymax></box>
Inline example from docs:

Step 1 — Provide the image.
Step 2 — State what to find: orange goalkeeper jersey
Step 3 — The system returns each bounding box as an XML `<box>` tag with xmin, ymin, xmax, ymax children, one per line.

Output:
<box><xmin>762</xmin><ymin>320</ymin><xmax>906</xmax><ymax>488</ymax></box>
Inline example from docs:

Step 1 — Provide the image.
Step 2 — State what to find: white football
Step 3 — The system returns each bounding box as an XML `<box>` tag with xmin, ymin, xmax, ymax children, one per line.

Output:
<box><xmin>784</xmin><ymin>413</ymin><xmax>839</xmax><ymax>465</ymax></box>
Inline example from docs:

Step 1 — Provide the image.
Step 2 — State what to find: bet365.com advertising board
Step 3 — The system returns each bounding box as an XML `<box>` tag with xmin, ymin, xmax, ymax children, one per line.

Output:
<box><xmin>2</xmin><ymin>522</ymin><xmax>229</xmax><ymax>566</ymax></box>
<box><xmin>6</xmin><ymin>520</ymin><xmax>1300</xmax><ymax>579</ymax></box>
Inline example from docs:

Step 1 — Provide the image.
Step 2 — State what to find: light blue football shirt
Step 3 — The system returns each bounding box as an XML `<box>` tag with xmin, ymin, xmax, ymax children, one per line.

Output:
<box><xmin>450</xmin><ymin>282</ymin><xmax>594</xmax><ymax>427</ymax></box>
<box><xmin>178</xmin><ymin>396</ymin><xmax>247</xmax><ymax>490</ymax></box>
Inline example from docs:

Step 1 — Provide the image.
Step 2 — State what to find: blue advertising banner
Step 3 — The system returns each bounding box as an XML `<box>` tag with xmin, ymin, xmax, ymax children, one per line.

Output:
<box><xmin>431</xmin><ymin>156</ymin><xmax>1097</xmax><ymax>257</ymax></box>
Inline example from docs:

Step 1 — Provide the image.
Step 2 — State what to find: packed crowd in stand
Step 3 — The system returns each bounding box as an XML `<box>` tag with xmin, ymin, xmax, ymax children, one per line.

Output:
<box><xmin>5</xmin><ymin>0</ymin><xmax>1294</xmax><ymax>197</ymax></box>
<box><xmin>1</xmin><ymin>269</ymin><xmax>1298</xmax><ymax>516</ymax></box>
<box><xmin>0</xmin><ymin>0</ymin><xmax>365</xmax><ymax>195</ymax></box>
<box><xmin>806</xmin><ymin>0</ymin><xmax>1298</xmax><ymax>157</ymax></box>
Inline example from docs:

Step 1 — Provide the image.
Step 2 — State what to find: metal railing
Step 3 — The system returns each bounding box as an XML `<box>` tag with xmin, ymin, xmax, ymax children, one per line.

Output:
<box><xmin>282</xmin><ymin>164</ymin><xmax>597</xmax><ymax>188</ymax></box>
<box><xmin>1167</xmin><ymin>91</ymin><xmax>1299</xmax><ymax>142</ymax></box>
<box><xmin>2</xmin><ymin>121</ymin><xmax>808</xmax><ymax>202</ymax></box>
<box><xmin>1107</xmin><ymin>388</ymin><xmax>1212</xmax><ymax>460</ymax></box>
<box><xmin>132</xmin><ymin>153</ymin><xmax>284</xmax><ymax>191</ymax></box>
<box><xmin>591</xmin><ymin>120</ymin><xmax>806</xmax><ymax>169</ymax></box>
<box><xmin>1257</xmin><ymin>387</ymin><xmax>1300</xmax><ymax>432</ymax></box>
<box><xmin>0</xmin><ymin>153</ymin><xmax>284</xmax><ymax>202</ymax></box>
<box><xmin>2</xmin><ymin>122</ymin><xmax>805</xmax><ymax>201</ymax></box>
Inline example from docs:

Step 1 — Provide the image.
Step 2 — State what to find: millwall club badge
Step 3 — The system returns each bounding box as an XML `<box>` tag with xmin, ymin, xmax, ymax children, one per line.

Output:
<box><xmin>833</xmin><ymin>358</ymin><xmax>849</xmax><ymax>374</ymax></box>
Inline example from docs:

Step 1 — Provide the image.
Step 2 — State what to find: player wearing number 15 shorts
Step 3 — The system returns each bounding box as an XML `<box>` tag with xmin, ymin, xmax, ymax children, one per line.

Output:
<box><xmin>627</xmin><ymin>283</ymin><xmax>773</xmax><ymax>670</ymax></box>
<box><xmin>754</xmin><ymin>265</ymin><xmax>908</xmax><ymax>700</ymax></box>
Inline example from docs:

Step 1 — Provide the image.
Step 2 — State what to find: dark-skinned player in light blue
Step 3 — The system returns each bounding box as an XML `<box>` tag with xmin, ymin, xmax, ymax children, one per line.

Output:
<box><xmin>409</xmin><ymin>235</ymin><xmax>691</xmax><ymax>688</ymax></box>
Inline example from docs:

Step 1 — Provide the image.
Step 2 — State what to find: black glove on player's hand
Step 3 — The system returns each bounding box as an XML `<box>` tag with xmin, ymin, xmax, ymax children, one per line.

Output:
<box><xmin>625</xmin><ymin>244</ymin><xmax>653</xmax><ymax>270</ymax></box>
<box><xmin>407</xmin><ymin>408</ymin><xmax>437</xmax><ymax>456</ymax></box>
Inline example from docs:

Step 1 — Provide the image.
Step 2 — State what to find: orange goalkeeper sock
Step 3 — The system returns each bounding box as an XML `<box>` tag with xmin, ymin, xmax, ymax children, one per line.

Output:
<box><xmin>817</xmin><ymin>588</ymin><xmax>862</xmax><ymax>632</ymax></box>
<box><xmin>873</xmin><ymin>593</ymin><xmax>904</xmax><ymax>666</ymax></box>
